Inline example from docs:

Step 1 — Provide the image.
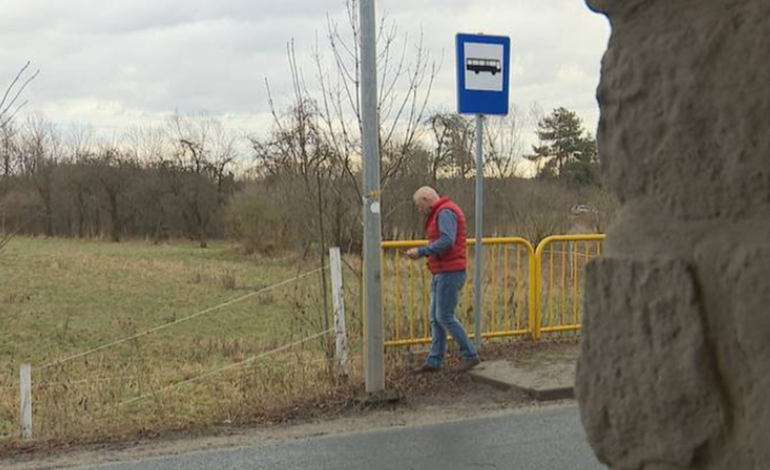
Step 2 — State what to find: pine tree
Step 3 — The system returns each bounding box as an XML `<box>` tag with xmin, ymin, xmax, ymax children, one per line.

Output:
<box><xmin>527</xmin><ymin>107</ymin><xmax>599</xmax><ymax>185</ymax></box>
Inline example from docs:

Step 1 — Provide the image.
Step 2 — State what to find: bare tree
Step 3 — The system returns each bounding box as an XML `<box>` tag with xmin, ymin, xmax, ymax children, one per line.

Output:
<box><xmin>485</xmin><ymin>107</ymin><xmax>524</xmax><ymax>179</ymax></box>
<box><xmin>63</xmin><ymin>125</ymin><xmax>96</xmax><ymax>238</ymax></box>
<box><xmin>168</xmin><ymin>113</ymin><xmax>235</xmax><ymax>248</ymax></box>
<box><xmin>19</xmin><ymin>113</ymin><xmax>60</xmax><ymax>237</ymax></box>
<box><xmin>297</xmin><ymin>0</ymin><xmax>442</xmax><ymax>249</ymax></box>
<box><xmin>256</xmin><ymin>64</ymin><xmax>337</xmax><ymax>363</ymax></box>
<box><xmin>125</xmin><ymin>125</ymin><xmax>168</xmax><ymax>164</ymax></box>
<box><xmin>0</xmin><ymin>62</ymin><xmax>38</xmax><ymax>248</ymax></box>
<box><xmin>125</xmin><ymin>125</ymin><xmax>174</xmax><ymax>242</ymax></box>
<box><xmin>65</xmin><ymin>123</ymin><xmax>95</xmax><ymax>163</ymax></box>
<box><xmin>0</xmin><ymin>122</ymin><xmax>19</xmax><ymax>180</ymax></box>
<box><xmin>426</xmin><ymin>112</ymin><xmax>458</xmax><ymax>183</ymax></box>
<box><xmin>0</xmin><ymin>62</ymin><xmax>39</xmax><ymax>129</ymax></box>
<box><xmin>314</xmin><ymin>1</ymin><xmax>440</xmax><ymax>186</ymax></box>
<box><xmin>425</xmin><ymin>111</ymin><xmax>476</xmax><ymax>181</ymax></box>
<box><xmin>90</xmin><ymin>143</ymin><xmax>135</xmax><ymax>242</ymax></box>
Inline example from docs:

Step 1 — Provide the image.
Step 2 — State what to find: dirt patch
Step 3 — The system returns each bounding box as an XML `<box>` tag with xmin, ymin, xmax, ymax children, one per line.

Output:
<box><xmin>0</xmin><ymin>340</ymin><xmax>579</xmax><ymax>470</ymax></box>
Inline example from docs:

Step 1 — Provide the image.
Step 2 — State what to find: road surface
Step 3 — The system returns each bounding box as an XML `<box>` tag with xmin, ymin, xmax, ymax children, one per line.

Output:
<box><xmin>73</xmin><ymin>406</ymin><xmax>605</xmax><ymax>470</ymax></box>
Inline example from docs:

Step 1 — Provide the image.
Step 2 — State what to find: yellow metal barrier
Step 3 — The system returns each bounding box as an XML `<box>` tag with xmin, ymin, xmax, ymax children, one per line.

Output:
<box><xmin>380</xmin><ymin>238</ymin><xmax>535</xmax><ymax>347</ymax></box>
<box><xmin>533</xmin><ymin>234</ymin><xmax>605</xmax><ymax>339</ymax></box>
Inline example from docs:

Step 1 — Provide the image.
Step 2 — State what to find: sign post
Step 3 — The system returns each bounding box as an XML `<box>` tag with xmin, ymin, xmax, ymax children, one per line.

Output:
<box><xmin>456</xmin><ymin>33</ymin><xmax>511</xmax><ymax>349</ymax></box>
<box><xmin>473</xmin><ymin>114</ymin><xmax>484</xmax><ymax>349</ymax></box>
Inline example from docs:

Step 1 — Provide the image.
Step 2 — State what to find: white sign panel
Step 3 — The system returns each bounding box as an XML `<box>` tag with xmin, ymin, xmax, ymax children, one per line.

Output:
<box><xmin>463</xmin><ymin>42</ymin><xmax>505</xmax><ymax>92</ymax></box>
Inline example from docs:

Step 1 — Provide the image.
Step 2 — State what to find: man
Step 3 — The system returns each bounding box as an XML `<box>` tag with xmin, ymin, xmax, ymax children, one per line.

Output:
<box><xmin>406</xmin><ymin>186</ymin><xmax>481</xmax><ymax>373</ymax></box>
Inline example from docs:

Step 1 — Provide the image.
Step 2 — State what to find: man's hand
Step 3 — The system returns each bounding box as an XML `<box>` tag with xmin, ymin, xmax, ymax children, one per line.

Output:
<box><xmin>405</xmin><ymin>248</ymin><xmax>421</xmax><ymax>259</ymax></box>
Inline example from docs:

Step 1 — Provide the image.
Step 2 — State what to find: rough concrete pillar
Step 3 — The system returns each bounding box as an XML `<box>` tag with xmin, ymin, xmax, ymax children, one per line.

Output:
<box><xmin>576</xmin><ymin>1</ymin><xmax>770</xmax><ymax>469</ymax></box>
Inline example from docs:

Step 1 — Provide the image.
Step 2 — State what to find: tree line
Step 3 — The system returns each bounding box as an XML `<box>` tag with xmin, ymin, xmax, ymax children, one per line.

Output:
<box><xmin>0</xmin><ymin>113</ymin><xmax>237</xmax><ymax>247</ymax></box>
<box><xmin>0</xmin><ymin>0</ymin><xmax>612</xmax><ymax>255</ymax></box>
<box><xmin>0</xmin><ymin>103</ymin><xmax>608</xmax><ymax>252</ymax></box>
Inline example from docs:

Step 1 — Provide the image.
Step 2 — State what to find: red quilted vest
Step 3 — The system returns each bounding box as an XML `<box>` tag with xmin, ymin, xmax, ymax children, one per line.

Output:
<box><xmin>425</xmin><ymin>197</ymin><xmax>467</xmax><ymax>274</ymax></box>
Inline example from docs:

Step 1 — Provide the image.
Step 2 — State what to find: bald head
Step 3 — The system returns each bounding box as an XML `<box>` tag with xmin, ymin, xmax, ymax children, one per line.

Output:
<box><xmin>413</xmin><ymin>186</ymin><xmax>440</xmax><ymax>213</ymax></box>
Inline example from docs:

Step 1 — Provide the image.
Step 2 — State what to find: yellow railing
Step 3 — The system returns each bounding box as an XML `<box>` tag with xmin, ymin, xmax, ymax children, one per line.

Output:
<box><xmin>533</xmin><ymin>234</ymin><xmax>605</xmax><ymax>339</ymax></box>
<box><xmin>380</xmin><ymin>238</ymin><xmax>535</xmax><ymax>347</ymax></box>
<box><xmin>380</xmin><ymin>234</ymin><xmax>604</xmax><ymax>347</ymax></box>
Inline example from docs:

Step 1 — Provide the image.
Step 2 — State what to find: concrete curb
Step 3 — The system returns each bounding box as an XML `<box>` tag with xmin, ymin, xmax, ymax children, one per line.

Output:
<box><xmin>468</xmin><ymin>360</ymin><xmax>575</xmax><ymax>402</ymax></box>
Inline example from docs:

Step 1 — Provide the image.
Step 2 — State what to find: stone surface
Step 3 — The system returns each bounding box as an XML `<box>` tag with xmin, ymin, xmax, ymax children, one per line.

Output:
<box><xmin>587</xmin><ymin>0</ymin><xmax>770</xmax><ymax>221</ymax></box>
<box><xmin>726</xmin><ymin>245</ymin><xmax>770</xmax><ymax>468</ymax></box>
<box><xmin>577</xmin><ymin>258</ymin><xmax>725</xmax><ymax>469</ymax></box>
<box><xmin>578</xmin><ymin>0</ymin><xmax>770</xmax><ymax>469</ymax></box>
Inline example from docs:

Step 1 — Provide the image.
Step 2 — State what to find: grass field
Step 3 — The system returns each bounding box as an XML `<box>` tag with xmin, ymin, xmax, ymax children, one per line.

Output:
<box><xmin>0</xmin><ymin>236</ymin><xmax>593</xmax><ymax>447</ymax></box>
<box><xmin>0</xmin><ymin>237</ymin><xmax>362</xmax><ymax>445</ymax></box>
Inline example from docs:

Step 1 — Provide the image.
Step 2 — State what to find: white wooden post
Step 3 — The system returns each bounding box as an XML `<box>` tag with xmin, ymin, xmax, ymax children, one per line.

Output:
<box><xmin>329</xmin><ymin>247</ymin><xmax>348</xmax><ymax>376</ymax></box>
<box><xmin>20</xmin><ymin>364</ymin><xmax>32</xmax><ymax>440</ymax></box>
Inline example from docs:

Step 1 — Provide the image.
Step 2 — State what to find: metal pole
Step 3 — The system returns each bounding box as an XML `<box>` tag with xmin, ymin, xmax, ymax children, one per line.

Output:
<box><xmin>474</xmin><ymin>114</ymin><xmax>484</xmax><ymax>350</ymax></box>
<box><xmin>360</xmin><ymin>0</ymin><xmax>384</xmax><ymax>393</ymax></box>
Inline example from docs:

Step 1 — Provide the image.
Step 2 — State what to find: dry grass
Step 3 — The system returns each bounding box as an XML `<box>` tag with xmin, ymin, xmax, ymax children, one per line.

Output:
<box><xmin>0</xmin><ymin>236</ymin><xmax>587</xmax><ymax>452</ymax></box>
<box><xmin>0</xmin><ymin>237</ymin><xmax>362</xmax><ymax>449</ymax></box>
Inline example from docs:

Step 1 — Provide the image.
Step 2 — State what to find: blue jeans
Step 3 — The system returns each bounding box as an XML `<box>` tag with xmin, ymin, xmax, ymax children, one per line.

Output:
<box><xmin>426</xmin><ymin>271</ymin><xmax>479</xmax><ymax>368</ymax></box>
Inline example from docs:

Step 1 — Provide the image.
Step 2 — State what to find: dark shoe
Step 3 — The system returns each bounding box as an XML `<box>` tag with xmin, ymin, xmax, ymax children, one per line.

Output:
<box><xmin>453</xmin><ymin>357</ymin><xmax>481</xmax><ymax>373</ymax></box>
<box><xmin>411</xmin><ymin>364</ymin><xmax>440</xmax><ymax>375</ymax></box>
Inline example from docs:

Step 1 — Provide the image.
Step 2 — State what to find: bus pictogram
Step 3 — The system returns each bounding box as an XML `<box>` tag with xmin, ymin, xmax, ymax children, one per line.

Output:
<box><xmin>466</xmin><ymin>57</ymin><xmax>501</xmax><ymax>75</ymax></box>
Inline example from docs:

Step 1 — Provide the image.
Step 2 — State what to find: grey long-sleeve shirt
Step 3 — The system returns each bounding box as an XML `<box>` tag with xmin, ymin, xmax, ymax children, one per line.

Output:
<box><xmin>418</xmin><ymin>209</ymin><xmax>457</xmax><ymax>258</ymax></box>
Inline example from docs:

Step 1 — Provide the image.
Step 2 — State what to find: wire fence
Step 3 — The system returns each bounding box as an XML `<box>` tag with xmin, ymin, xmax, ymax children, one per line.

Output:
<box><xmin>121</xmin><ymin>328</ymin><xmax>334</xmax><ymax>406</ymax></box>
<box><xmin>2</xmin><ymin>233</ymin><xmax>604</xmax><ymax>444</ymax></box>
<box><xmin>1</xmin><ymin>261</ymin><xmax>350</xmax><ymax>444</ymax></box>
<box><xmin>38</xmin><ymin>266</ymin><xmax>328</xmax><ymax>371</ymax></box>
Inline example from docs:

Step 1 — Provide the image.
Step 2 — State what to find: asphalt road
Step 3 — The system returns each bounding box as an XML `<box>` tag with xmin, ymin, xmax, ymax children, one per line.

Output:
<box><xmin>74</xmin><ymin>406</ymin><xmax>606</xmax><ymax>470</ymax></box>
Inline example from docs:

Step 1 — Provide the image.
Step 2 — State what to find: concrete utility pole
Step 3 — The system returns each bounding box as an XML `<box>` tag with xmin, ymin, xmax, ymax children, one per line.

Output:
<box><xmin>360</xmin><ymin>0</ymin><xmax>385</xmax><ymax>393</ymax></box>
<box><xmin>474</xmin><ymin>115</ymin><xmax>484</xmax><ymax>350</ymax></box>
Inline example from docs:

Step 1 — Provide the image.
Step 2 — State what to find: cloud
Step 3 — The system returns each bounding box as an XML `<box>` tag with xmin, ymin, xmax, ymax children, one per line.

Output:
<box><xmin>0</xmin><ymin>0</ymin><xmax>609</xmax><ymax>145</ymax></box>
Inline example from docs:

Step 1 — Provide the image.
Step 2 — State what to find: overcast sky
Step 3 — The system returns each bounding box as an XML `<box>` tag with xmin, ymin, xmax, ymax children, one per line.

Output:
<box><xmin>0</xmin><ymin>0</ymin><xmax>610</xmax><ymax>148</ymax></box>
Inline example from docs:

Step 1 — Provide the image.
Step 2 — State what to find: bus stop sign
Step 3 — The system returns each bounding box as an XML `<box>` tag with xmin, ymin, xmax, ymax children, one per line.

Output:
<box><xmin>456</xmin><ymin>33</ymin><xmax>511</xmax><ymax>115</ymax></box>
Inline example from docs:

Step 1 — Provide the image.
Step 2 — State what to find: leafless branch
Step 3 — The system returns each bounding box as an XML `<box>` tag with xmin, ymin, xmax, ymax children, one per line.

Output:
<box><xmin>0</xmin><ymin>62</ymin><xmax>40</xmax><ymax>128</ymax></box>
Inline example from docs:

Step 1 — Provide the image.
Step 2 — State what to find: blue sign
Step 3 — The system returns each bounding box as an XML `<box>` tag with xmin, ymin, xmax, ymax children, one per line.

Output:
<box><xmin>456</xmin><ymin>33</ymin><xmax>511</xmax><ymax>115</ymax></box>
